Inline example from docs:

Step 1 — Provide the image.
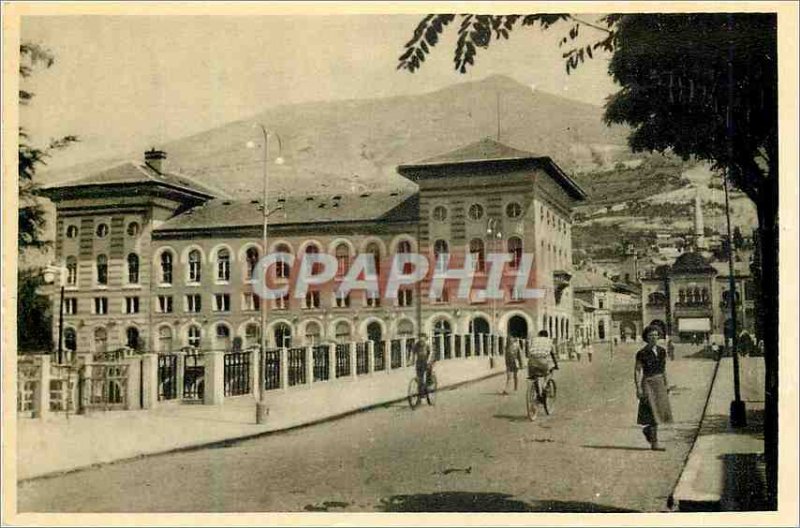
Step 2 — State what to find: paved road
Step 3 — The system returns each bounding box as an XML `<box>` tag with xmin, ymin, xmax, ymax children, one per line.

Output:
<box><xmin>19</xmin><ymin>344</ymin><xmax>716</xmax><ymax>513</ymax></box>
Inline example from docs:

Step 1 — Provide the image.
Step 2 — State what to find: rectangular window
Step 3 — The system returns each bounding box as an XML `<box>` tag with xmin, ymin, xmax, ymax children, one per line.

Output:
<box><xmin>509</xmin><ymin>287</ymin><xmax>524</xmax><ymax>302</ymax></box>
<box><xmin>214</xmin><ymin>293</ymin><xmax>231</xmax><ymax>312</ymax></box>
<box><xmin>157</xmin><ymin>295</ymin><xmax>173</xmax><ymax>313</ymax></box>
<box><xmin>186</xmin><ymin>294</ymin><xmax>202</xmax><ymax>313</ymax></box>
<box><xmin>398</xmin><ymin>288</ymin><xmax>413</xmax><ymax>307</ymax></box>
<box><xmin>334</xmin><ymin>290</ymin><xmax>350</xmax><ymax>308</ymax></box>
<box><xmin>304</xmin><ymin>291</ymin><xmax>321</xmax><ymax>309</ymax></box>
<box><xmin>64</xmin><ymin>298</ymin><xmax>78</xmax><ymax>315</ymax></box>
<box><xmin>366</xmin><ymin>290</ymin><xmax>381</xmax><ymax>308</ymax></box>
<box><xmin>274</xmin><ymin>293</ymin><xmax>289</xmax><ymax>310</ymax></box>
<box><xmin>125</xmin><ymin>297</ymin><xmax>140</xmax><ymax>314</ymax></box>
<box><xmin>434</xmin><ymin>288</ymin><xmax>449</xmax><ymax>304</ymax></box>
<box><xmin>94</xmin><ymin>297</ymin><xmax>108</xmax><ymax>315</ymax></box>
<box><xmin>598</xmin><ymin>299</ymin><xmax>604</xmax><ymax>309</ymax></box>
<box><xmin>243</xmin><ymin>292</ymin><xmax>260</xmax><ymax>311</ymax></box>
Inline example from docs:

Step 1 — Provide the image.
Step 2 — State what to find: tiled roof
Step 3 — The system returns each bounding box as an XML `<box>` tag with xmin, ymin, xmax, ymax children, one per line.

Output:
<box><xmin>156</xmin><ymin>190</ymin><xmax>419</xmax><ymax>231</ymax></box>
<box><xmin>572</xmin><ymin>268</ymin><xmax>615</xmax><ymax>290</ymax></box>
<box><xmin>397</xmin><ymin>138</ymin><xmax>587</xmax><ymax>200</ymax></box>
<box><xmin>43</xmin><ymin>161</ymin><xmax>227</xmax><ymax>199</ymax></box>
<box><xmin>407</xmin><ymin>137</ymin><xmax>541</xmax><ymax>166</ymax></box>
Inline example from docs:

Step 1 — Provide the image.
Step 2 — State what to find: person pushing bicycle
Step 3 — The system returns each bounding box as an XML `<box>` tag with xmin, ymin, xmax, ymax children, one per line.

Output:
<box><xmin>413</xmin><ymin>334</ymin><xmax>436</xmax><ymax>396</ymax></box>
<box><xmin>527</xmin><ymin>330</ymin><xmax>559</xmax><ymax>380</ymax></box>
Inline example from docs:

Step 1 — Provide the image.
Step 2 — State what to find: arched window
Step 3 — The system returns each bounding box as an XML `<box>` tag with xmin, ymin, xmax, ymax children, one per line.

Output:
<box><xmin>216</xmin><ymin>249</ymin><xmax>231</xmax><ymax>282</ymax></box>
<box><xmin>274</xmin><ymin>322</ymin><xmax>292</xmax><ymax>348</ymax></box>
<box><xmin>66</xmin><ymin>256</ymin><xmax>78</xmax><ymax>286</ymax></box>
<box><xmin>244</xmin><ymin>323</ymin><xmax>259</xmax><ymax>348</ymax></box>
<box><xmin>66</xmin><ymin>225</ymin><xmax>79</xmax><ymax>238</ymax></box>
<box><xmin>94</xmin><ymin>327</ymin><xmax>108</xmax><ymax>353</ymax></box>
<box><xmin>127</xmin><ymin>222</ymin><xmax>140</xmax><ymax>237</ymax></box>
<box><xmin>366</xmin><ymin>242</ymin><xmax>381</xmax><ymax>276</ymax></box>
<box><xmin>127</xmin><ymin>253</ymin><xmax>139</xmax><ymax>284</ymax></box>
<box><xmin>305</xmin><ymin>321</ymin><xmax>322</xmax><ymax>345</ymax></box>
<box><xmin>397</xmin><ymin>320</ymin><xmax>414</xmax><ymax>338</ymax></box>
<box><xmin>507</xmin><ymin>237</ymin><xmax>523</xmax><ymax>269</ymax></box>
<box><xmin>397</xmin><ymin>240</ymin><xmax>413</xmax><ymax>274</ymax></box>
<box><xmin>187</xmin><ymin>325</ymin><xmax>201</xmax><ymax>348</ymax></box>
<box><xmin>679</xmin><ymin>289</ymin><xmax>686</xmax><ymax>304</ymax></box>
<box><xmin>335</xmin><ymin>244</ymin><xmax>350</xmax><ymax>277</ymax></box>
<box><xmin>304</xmin><ymin>244</ymin><xmax>322</xmax><ymax>275</ymax></box>
<box><xmin>186</xmin><ymin>250</ymin><xmax>201</xmax><ymax>283</ymax></box>
<box><xmin>215</xmin><ymin>323</ymin><xmax>231</xmax><ymax>350</ymax></box>
<box><xmin>96</xmin><ymin>254</ymin><xmax>108</xmax><ymax>285</ymax></box>
<box><xmin>160</xmin><ymin>251</ymin><xmax>173</xmax><ymax>284</ymax></box>
<box><xmin>335</xmin><ymin>321</ymin><xmax>351</xmax><ymax>342</ymax></box>
<box><xmin>367</xmin><ymin>321</ymin><xmax>383</xmax><ymax>343</ymax></box>
<box><xmin>158</xmin><ymin>326</ymin><xmax>173</xmax><ymax>353</ymax></box>
<box><xmin>701</xmin><ymin>287</ymin><xmax>709</xmax><ymax>303</ymax></box>
<box><xmin>245</xmin><ymin>247</ymin><xmax>259</xmax><ymax>280</ymax></box>
<box><xmin>432</xmin><ymin>205</ymin><xmax>448</xmax><ymax>222</ymax></box>
<box><xmin>64</xmin><ymin>328</ymin><xmax>77</xmax><ymax>351</ymax></box>
<box><xmin>469</xmin><ymin>238</ymin><xmax>486</xmax><ymax>272</ymax></box>
<box><xmin>433</xmin><ymin>239</ymin><xmax>449</xmax><ymax>272</ymax></box>
<box><xmin>275</xmin><ymin>243</ymin><xmax>291</xmax><ymax>279</ymax></box>
<box><xmin>126</xmin><ymin>327</ymin><xmax>140</xmax><ymax>350</ymax></box>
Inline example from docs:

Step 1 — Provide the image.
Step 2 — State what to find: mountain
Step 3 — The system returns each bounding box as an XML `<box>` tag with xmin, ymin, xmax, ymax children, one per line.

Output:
<box><xmin>42</xmin><ymin>75</ymin><xmax>632</xmax><ymax>198</ymax></box>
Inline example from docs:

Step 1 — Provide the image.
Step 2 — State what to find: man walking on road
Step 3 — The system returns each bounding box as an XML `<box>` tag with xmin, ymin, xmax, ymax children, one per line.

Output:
<box><xmin>635</xmin><ymin>325</ymin><xmax>674</xmax><ymax>451</ymax></box>
<box><xmin>501</xmin><ymin>339</ymin><xmax>523</xmax><ymax>395</ymax></box>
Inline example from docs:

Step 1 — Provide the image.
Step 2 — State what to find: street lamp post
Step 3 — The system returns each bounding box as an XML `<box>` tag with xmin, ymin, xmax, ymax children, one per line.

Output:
<box><xmin>43</xmin><ymin>265</ymin><xmax>66</xmax><ymax>364</ymax></box>
<box><xmin>723</xmin><ymin>168</ymin><xmax>746</xmax><ymax>428</ymax></box>
<box><xmin>487</xmin><ymin>218</ymin><xmax>502</xmax><ymax>361</ymax></box>
<box><xmin>252</xmin><ymin>124</ymin><xmax>283</xmax><ymax>425</ymax></box>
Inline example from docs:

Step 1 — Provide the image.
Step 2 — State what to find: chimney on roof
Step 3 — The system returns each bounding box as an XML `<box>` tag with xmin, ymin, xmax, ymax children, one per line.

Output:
<box><xmin>144</xmin><ymin>148</ymin><xmax>167</xmax><ymax>174</ymax></box>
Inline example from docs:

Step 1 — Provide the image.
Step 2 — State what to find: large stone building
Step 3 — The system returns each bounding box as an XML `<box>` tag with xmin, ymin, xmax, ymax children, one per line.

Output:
<box><xmin>42</xmin><ymin>139</ymin><xmax>586</xmax><ymax>355</ymax></box>
<box><xmin>640</xmin><ymin>252</ymin><xmax>755</xmax><ymax>344</ymax></box>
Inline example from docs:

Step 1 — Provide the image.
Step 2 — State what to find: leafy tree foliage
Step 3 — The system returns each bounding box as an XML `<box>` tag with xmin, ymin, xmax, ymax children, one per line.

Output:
<box><xmin>399</xmin><ymin>13</ymin><xmax>778</xmax><ymax>506</ymax></box>
<box><xmin>17</xmin><ymin>268</ymin><xmax>52</xmax><ymax>352</ymax></box>
<box><xmin>19</xmin><ymin>43</ymin><xmax>78</xmax><ymax>251</ymax></box>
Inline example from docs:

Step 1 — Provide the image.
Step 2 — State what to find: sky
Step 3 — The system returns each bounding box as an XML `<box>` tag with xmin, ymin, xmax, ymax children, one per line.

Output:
<box><xmin>20</xmin><ymin>14</ymin><xmax>618</xmax><ymax>172</ymax></box>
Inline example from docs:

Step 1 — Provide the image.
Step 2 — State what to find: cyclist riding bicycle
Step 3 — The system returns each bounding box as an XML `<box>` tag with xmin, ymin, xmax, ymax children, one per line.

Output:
<box><xmin>413</xmin><ymin>334</ymin><xmax>435</xmax><ymax>396</ymax></box>
<box><xmin>527</xmin><ymin>330</ymin><xmax>559</xmax><ymax>380</ymax></box>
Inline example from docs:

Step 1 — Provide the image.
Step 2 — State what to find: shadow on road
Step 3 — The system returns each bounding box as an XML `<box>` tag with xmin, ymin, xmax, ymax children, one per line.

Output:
<box><xmin>581</xmin><ymin>444</ymin><xmax>654</xmax><ymax>452</ymax></box>
<box><xmin>493</xmin><ymin>414</ymin><xmax>532</xmax><ymax>423</ymax></box>
<box><xmin>377</xmin><ymin>491</ymin><xmax>638</xmax><ymax>512</ymax></box>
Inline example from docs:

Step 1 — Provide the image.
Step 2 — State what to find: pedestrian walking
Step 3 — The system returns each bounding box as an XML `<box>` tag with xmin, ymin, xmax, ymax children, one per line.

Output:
<box><xmin>574</xmin><ymin>338</ymin><xmax>582</xmax><ymax>362</ymax></box>
<box><xmin>501</xmin><ymin>338</ymin><xmax>523</xmax><ymax>395</ymax></box>
<box><xmin>667</xmin><ymin>337</ymin><xmax>675</xmax><ymax>361</ymax></box>
<box><xmin>635</xmin><ymin>325</ymin><xmax>673</xmax><ymax>451</ymax></box>
<box><xmin>585</xmin><ymin>339</ymin><xmax>594</xmax><ymax>363</ymax></box>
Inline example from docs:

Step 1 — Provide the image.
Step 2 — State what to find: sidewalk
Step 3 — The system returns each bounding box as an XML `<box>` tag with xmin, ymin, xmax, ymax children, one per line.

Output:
<box><xmin>17</xmin><ymin>356</ymin><xmax>503</xmax><ymax>481</ymax></box>
<box><xmin>671</xmin><ymin>355</ymin><xmax>767</xmax><ymax>511</ymax></box>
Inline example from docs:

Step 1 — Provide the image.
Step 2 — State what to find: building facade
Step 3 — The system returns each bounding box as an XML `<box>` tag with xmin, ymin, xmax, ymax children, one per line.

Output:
<box><xmin>42</xmin><ymin>139</ymin><xmax>586</xmax><ymax>355</ymax></box>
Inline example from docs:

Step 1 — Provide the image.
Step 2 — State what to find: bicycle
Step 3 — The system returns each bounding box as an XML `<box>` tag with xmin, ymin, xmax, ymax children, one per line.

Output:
<box><xmin>407</xmin><ymin>370</ymin><xmax>438</xmax><ymax>409</ymax></box>
<box><xmin>525</xmin><ymin>366</ymin><xmax>558</xmax><ymax>421</ymax></box>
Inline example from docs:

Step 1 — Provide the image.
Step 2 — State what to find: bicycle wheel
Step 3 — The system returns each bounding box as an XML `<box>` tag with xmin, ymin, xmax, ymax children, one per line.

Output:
<box><xmin>543</xmin><ymin>378</ymin><xmax>557</xmax><ymax>415</ymax></box>
<box><xmin>425</xmin><ymin>373</ymin><xmax>438</xmax><ymax>406</ymax></box>
<box><xmin>526</xmin><ymin>381</ymin><xmax>539</xmax><ymax>421</ymax></box>
<box><xmin>407</xmin><ymin>378</ymin><xmax>421</xmax><ymax>410</ymax></box>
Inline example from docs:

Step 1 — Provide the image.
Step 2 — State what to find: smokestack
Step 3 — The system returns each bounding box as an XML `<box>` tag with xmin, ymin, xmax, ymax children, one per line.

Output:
<box><xmin>144</xmin><ymin>148</ymin><xmax>167</xmax><ymax>174</ymax></box>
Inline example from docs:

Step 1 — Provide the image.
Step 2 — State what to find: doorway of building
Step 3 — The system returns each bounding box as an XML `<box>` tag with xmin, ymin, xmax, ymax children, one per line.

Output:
<box><xmin>273</xmin><ymin>323</ymin><xmax>292</xmax><ymax>348</ymax></box>
<box><xmin>507</xmin><ymin>315</ymin><xmax>528</xmax><ymax>339</ymax></box>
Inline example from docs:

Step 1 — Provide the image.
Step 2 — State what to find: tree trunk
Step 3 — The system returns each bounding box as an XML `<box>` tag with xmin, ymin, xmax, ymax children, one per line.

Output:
<box><xmin>756</xmin><ymin>184</ymin><xmax>778</xmax><ymax>510</ymax></box>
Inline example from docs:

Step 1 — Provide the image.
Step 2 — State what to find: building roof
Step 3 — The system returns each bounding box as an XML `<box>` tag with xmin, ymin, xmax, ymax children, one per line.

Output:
<box><xmin>397</xmin><ymin>138</ymin><xmax>587</xmax><ymax>200</ymax></box>
<box><xmin>408</xmin><ymin>138</ymin><xmax>542</xmax><ymax>166</ymax></box>
<box><xmin>574</xmin><ymin>298</ymin><xmax>596</xmax><ymax>311</ymax></box>
<box><xmin>42</xmin><ymin>161</ymin><xmax>226</xmax><ymax>199</ymax></box>
<box><xmin>710</xmin><ymin>260</ymin><xmax>751</xmax><ymax>277</ymax></box>
<box><xmin>155</xmin><ymin>190</ymin><xmax>419</xmax><ymax>232</ymax></box>
<box><xmin>572</xmin><ymin>268</ymin><xmax>615</xmax><ymax>290</ymax></box>
<box><xmin>671</xmin><ymin>252</ymin><xmax>717</xmax><ymax>274</ymax></box>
